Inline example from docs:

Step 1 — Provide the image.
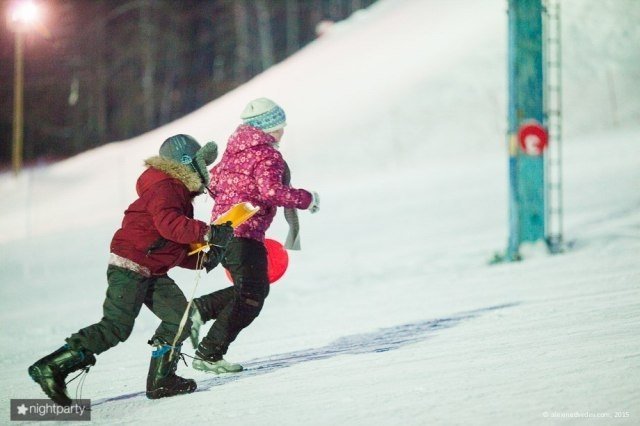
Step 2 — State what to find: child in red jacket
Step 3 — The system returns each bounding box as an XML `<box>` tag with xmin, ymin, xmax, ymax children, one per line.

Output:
<box><xmin>28</xmin><ymin>135</ymin><xmax>233</xmax><ymax>405</ymax></box>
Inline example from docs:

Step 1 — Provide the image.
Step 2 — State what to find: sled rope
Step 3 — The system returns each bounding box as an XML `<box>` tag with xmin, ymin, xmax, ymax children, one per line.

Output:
<box><xmin>178</xmin><ymin>352</ymin><xmax>198</xmax><ymax>362</ymax></box>
<box><xmin>176</xmin><ymin>352</ymin><xmax>213</xmax><ymax>366</ymax></box>
<box><xmin>65</xmin><ymin>366</ymin><xmax>91</xmax><ymax>405</ymax></box>
<box><xmin>75</xmin><ymin>369</ymin><xmax>89</xmax><ymax>404</ymax></box>
<box><xmin>66</xmin><ymin>366</ymin><xmax>90</xmax><ymax>386</ymax></box>
<box><xmin>170</xmin><ymin>250</ymin><xmax>207</xmax><ymax>359</ymax></box>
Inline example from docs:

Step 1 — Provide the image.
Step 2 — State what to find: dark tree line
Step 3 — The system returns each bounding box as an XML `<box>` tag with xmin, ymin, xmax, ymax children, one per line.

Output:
<box><xmin>0</xmin><ymin>0</ymin><xmax>377</xmax><ymax>168</ymax></box>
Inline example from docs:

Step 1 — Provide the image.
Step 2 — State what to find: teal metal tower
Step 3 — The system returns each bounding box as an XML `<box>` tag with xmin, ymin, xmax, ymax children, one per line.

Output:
<box><xmin>505</xmin><ymin>0</ymin><xmax>547</xmax><ymax>260</ymax></box>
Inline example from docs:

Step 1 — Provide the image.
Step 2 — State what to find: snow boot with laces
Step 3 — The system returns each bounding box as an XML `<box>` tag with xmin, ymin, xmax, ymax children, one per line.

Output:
<box><xmin>192</xmin><ymin>357</ymin><xmax>243</xmax><ymax>374</ymax></box>
<box><xmin>146</xmin><ymin>344</ymin><xmax>197</xmax><ymax>399</ymax></box>
<box><xmin>193</xmin><ymin>338</ymin><xmax>243</xmax><ymax>374</ymax></box>
<box><xmin>28</xmin><ymin>344</ymin><xmax>96</xmax><ymax>407</ymax></box>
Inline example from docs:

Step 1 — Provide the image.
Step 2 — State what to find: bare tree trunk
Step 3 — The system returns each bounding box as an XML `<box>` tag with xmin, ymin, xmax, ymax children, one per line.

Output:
<box><xmin>59</xmin><ymin>1</ymin><xmax>85</xmax><ymax>152</ymax></box>
<box><xmin>93</xmin><ymin>1</ymin><xmax>108</xmax><ymax>144</ymax></box>
<box><xmin>286</xmin><ymin>0</ymin><xmax>300</xmax><ymax>56</ymax></box>
<box><xmin>310</xmin><ymin>0</ymin><xmax>324</xmax><ymax>34</ymax></box>
<box><xmin>140</xmin><ymin>2</ymin><xmax>156</xmax><ymax>130</ymax></box>
<box><xmin>255</xmin><ymin>0</ymin><xmax>274</xmax><ymax>71</ymax></box>
<box><xmin>159</xmin><ymin>11</ymin><xmax>180</xmax><ymax>124</ymax></box>
<box><xmin>71</xmin><ymin>71</ymin><xmax>83</xmax><ymax>151</ymax></box>
<box><xmin>328</xmin><ymin>0</ymin><xmax>342</xmax><ymax>20</ymax></box>
<box><xmin>233</xmin><ymin>0</ymin><xmax>251</xmax><ymax>83</ymax></box>
<box><xmin>212</xmin><ymin>56</ymin><xmax>225</xmax><ymax>85</ymax></box>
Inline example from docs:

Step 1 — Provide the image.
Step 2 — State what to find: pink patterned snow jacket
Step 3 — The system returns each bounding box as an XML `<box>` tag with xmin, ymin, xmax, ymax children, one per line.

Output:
<box><xmin>209</xmin><ymin>125</ymin><xmax>312</xmax><ymax>241</ymax></box>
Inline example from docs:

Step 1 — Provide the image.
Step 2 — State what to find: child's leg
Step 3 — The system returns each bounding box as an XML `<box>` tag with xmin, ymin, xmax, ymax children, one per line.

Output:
<box><xmin>144</xmin><ymin>275</ymin><xmax>190</xmax><ymax>346</ymax></box>
<box><xmin>192</xmin><ymin>286</ymin><xmax>235</xmax><ymax>322</ymax></box>
<box><xmin>196</xmin><ymin>238</ymin><xmax>269</xmax><ymax>360</ymax></box>
<box><xmin>142</xmin><ymin>275</ymin><xmax>197</xmax><ymax>398</ymax></box>
<box><xmin>65</xmin><ymin>265</ymin><xmax>150</xmax><ymax>355</ymax></box>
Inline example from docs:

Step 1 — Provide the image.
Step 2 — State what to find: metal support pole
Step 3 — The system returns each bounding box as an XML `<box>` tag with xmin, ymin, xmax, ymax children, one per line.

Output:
<box><xmin>12</xmin><ymin>31</ymin><xmax>25</xmax><ymax>176</ymax></box>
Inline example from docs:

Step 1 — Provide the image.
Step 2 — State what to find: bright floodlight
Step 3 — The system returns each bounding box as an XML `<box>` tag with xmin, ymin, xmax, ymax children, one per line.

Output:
<box><xmin>10</xmin><ymin>1</ymin><xmax>40</xmax><ymax>27</ymax></box>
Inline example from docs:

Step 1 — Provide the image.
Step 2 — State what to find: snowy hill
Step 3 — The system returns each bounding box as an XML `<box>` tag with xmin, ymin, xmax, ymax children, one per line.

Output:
<box><xmin>1</xmin><ymin>0</ymin><xmax>639</xmax><ymax>424</ymax></box>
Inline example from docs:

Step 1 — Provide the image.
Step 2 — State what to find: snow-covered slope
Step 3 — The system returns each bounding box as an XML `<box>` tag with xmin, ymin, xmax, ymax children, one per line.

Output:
<box><xmin>1</xmin><ymin>0</ymin><xmax>639</xmax><ymax>424</ymax></box>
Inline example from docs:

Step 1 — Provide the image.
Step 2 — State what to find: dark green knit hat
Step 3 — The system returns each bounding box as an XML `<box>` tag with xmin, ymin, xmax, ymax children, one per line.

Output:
<box><xmin>159</xmin><ymin>134</ymin><xmax>218</xmax><ymax>186</ymax></box>
<box><xmin>159</xmin><ymin>134</ymin><xmax>201</xmax><ymax>165</ymax></box>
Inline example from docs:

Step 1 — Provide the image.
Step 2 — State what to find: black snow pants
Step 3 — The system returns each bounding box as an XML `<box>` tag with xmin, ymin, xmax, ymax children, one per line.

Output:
<box><xmin>194</xmin><ymin>237</ymin><xmax>269</xmax><ymax>359</ymax></box>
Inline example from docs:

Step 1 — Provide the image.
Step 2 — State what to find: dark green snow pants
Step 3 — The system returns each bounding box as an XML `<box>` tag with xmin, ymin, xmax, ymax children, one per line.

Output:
<box><xmin>65</xmin><ymin>265</ymin><xmax>191</xmax><ymax>355</ymax></box>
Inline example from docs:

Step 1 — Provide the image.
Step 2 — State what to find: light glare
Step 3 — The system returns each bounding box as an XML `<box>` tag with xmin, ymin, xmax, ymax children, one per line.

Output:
<box><xmin>10</xmin><ymin>1</ymin><xmax>40</xmax><ymax>26</ymax></box>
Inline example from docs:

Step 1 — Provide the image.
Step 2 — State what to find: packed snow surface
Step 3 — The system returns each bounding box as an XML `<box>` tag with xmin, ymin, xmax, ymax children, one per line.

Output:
<box><xmin>1</xmin><ymin>0</ymin><xmax>639</xmax><ymax>424</ymax></box>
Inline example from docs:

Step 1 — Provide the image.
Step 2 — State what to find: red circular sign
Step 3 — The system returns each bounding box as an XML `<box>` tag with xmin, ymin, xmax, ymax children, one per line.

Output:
<box><xmin>518</xmin><ymin>121</ymin><xmax>548</xmax><ymax>155</ymax></box>
<box><xmin>225</xmin><ymin>238</ymin><xmax>289</xmax><ymax>285</ymax></box>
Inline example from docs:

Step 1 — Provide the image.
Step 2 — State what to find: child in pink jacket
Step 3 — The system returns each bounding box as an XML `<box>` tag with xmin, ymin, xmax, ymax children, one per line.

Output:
<box><xmin>190</xmin><ymin>98</ymin><xmax>319</xmax><ymax>373</ymax></box>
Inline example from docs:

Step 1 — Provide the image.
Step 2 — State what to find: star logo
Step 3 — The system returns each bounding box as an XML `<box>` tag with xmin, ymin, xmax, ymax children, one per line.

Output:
<box><xmin>17</xmin><ymin>404</ymin><xmax>28</xmax><ymax>415</ymax></box>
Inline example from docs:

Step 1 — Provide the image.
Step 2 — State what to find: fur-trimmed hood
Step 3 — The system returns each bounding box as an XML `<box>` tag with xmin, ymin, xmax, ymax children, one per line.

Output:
<box><xmin>143</xmin><ymin>156</ymin><xmax>204</xmax><ymax>193</ymax></box>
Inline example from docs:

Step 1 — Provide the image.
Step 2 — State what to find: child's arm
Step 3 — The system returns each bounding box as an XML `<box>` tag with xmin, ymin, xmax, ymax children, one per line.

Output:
<box><xmin>254</xmin><ymin>150</ymin><xmax>313</xmax><ymax>209</ymax></box>
<box><xmin>147</xmin><ymin>182</ymin><xmax>209</xmax><ymax>244</ymax></box>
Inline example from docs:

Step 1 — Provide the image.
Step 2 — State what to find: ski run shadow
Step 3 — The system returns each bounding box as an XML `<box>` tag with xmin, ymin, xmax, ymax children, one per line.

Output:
<box><xmin>197</xmin><ymin>302</ymin><xmax>520</xmax><ymax>392</ymax></box>
<box><xmin>93</xmin><ymin>302</ymin><xmax>519</xmax><ymax>405</ymax></box>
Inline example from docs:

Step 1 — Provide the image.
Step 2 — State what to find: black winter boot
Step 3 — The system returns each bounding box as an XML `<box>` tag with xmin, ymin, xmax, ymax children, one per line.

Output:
<box><xmin>28</xmin><ymin>345</ymin><xmax>96</xmax><ymax>406</ymax></box>
<box><xmin>146</xmin><ymin>344</ymin><xmax>197</xmax><ymax>399</ymax></box>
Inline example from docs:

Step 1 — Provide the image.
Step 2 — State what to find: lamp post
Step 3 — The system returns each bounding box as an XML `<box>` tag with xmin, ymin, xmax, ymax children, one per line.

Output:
<box><xmin>7</xmin><ymin>1</ymin><xmax>41</xmax><ymax>176</ymax></box>
<box><xmin>11</xmin><ymin>30</ymin><xmax>25</xmax><ymax>176</ymax></box>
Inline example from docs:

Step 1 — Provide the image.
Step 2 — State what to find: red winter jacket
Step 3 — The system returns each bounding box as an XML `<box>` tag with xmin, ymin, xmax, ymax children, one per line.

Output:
<box><xmin>110</xmin><ymin>157</ymin><xmax>209</xmax><ymax>275</ymax></box>
<box><xmin>209</xmin><ymin>125</ymin><xmax>312</xmax><ymax>241</ymax></box>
